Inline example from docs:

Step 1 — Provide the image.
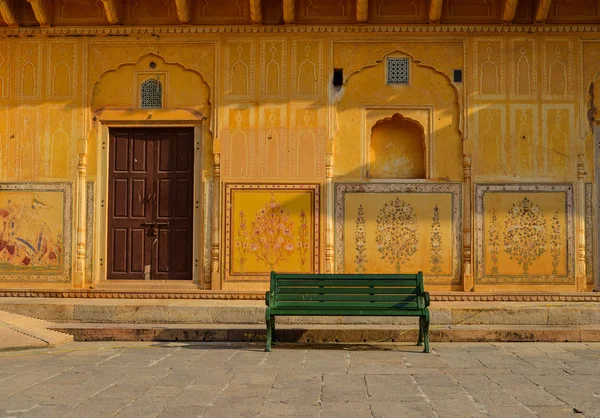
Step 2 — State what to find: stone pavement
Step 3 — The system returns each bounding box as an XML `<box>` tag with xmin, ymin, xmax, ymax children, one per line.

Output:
<box><xmin>0</xmin><ymin>342</ymin><xmax>598</xmax><ymax>418</ymax></box>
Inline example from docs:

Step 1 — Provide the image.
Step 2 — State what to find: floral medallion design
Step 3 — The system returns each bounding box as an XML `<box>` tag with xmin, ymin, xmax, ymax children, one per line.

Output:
<box><xmin>335</xmin><ymin>182</ymin><xmax>462</xmax><ymax>285</ymax></box>
<box><xmin>224</xmin><ymin>184</ymin><xmax>319</xmax><ymax>281</ymax></box>
<box><xmin>475</xmin><ymin>183</ymin><xmax>574</xmax><ymax>284</ymax></box>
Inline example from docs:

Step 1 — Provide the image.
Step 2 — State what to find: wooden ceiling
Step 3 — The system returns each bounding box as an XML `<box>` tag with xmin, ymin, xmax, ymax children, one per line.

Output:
<box><xmin>0</xmin><ymin>0</ymin><xmax>599</xmax><ymax>27</ymax></box>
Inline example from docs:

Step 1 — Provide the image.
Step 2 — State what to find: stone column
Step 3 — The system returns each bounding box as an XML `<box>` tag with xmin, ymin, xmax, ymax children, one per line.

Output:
<box><xmin>73</xmin><ymin>151</ymin><xmax>87</xmax><ymax>288</ymax></box>
<box><xmin>211</xmin><ymin>152</ymin><xmax>222</xmax><ymax>290</ymax></box>
<box><xmin>462</xmin><ymin>154</ymin><xmax>473</xmax><ymax>291</ymax></box>
<box><xmin>577</xmin><ymin>154</ymin><xmax>587</xmax><ymax>291</ymax></box>
<box><xmin>325</xmin><ymin>151</ymin><xmax>334</xmax><ymax>273</ymax></box>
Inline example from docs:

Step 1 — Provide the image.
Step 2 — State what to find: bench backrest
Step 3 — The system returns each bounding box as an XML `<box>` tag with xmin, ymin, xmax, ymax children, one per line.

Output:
<box><xmin>269</xmin><ymin>272</ymin><xmax>425</xmax><ymax>310</ymax></box>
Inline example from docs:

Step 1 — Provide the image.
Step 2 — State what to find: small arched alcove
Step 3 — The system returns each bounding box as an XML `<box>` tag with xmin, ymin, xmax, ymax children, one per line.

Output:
<box><xmin>369</xmin><ymin>114</ymin><xmax>426</xmax><ymax>179</ymax></box>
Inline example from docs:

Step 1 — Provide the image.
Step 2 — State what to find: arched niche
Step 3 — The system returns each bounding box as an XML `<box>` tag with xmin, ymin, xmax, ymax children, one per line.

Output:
<box><xmin>334</xmin><ymin>52</ymin><xmax>462</xmax><ymax>180</ymax></box>
<box><xmin>369</xmin><ymin>114</ymin><xmax>426</xmax><ymax>179</ymax></box>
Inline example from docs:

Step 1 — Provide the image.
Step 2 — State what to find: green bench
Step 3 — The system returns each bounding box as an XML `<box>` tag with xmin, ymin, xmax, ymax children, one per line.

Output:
<box><xmin>265</xmin><ymin>271</ymin><xmax>430</xmax><ymax>353</ymax></box>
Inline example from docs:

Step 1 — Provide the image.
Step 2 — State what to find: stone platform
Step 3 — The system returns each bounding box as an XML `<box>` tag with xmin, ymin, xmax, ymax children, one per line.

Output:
<box><xmin>0</xmin><ymin>297</ymin><xmax>599</xmax><ymax>343</ymax></box>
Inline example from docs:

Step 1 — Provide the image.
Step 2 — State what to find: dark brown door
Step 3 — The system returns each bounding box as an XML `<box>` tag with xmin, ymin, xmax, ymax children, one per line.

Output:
<box><xmin>107</xmin><ymin>128</ymin><xmax>194</xmax><ymax>280</ymax></box>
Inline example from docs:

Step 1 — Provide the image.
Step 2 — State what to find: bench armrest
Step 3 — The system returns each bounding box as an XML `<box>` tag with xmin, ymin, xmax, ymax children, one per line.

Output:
<box><xmin>265</xmin><ymin>291</ymin><xmax>271</xmax><ymax>307</ymax></box>
<box><xmin>423</xmin><ymin>292</ymin><xmax>430</xmax><ymax>308</ymax></box>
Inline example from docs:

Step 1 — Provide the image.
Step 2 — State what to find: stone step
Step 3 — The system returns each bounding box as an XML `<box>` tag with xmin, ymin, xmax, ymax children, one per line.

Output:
<box><xmin>49</xmin><ymin>323</ymin><xmax>600</xmax><ymax>343</ymax></box>
<box><xmin>1</xmin><ymin>298</ymin><xmax>600</xmax><ymax>326</ymax></box>
<box><xmin>0</xmin><ymin>309</ymin><xmax>74</xmax><ymax>351</ymax></box>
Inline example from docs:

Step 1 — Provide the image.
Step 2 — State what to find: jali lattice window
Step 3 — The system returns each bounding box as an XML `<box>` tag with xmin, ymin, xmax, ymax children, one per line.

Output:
<box><xmin>140</xmin><ymin>78</ymin><xmax>163</xmax><ymax>109</ymax></box>
<box><xmin>386</xmin><ymin>58</ymin><xmax>409</xmax><ymax>85</ymax></box>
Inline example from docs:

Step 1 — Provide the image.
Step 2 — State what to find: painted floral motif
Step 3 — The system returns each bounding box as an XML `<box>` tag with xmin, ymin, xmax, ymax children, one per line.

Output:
<box><xmin>488</xmin><ymin>210</ymin><xmax>500</xmax><ymax>274</ymax></box>
<box><xmin>0</xmin><ymin>197</ymin><xmax>63</xmax><ymax>270</ymax></box>
<box><xmin>503</xmin><ymin>197</ymin><xmax>547</xmax><ymax>275</ymax></box>
<box><xmin>235</xmin><ymin>210</ymin><xmax>249</xmax><ymax>272</ymax></box>
<box><xmin>430</xmin><ymin>205</ymin><xmax>442</xmax><ymax>274</ymax></box>
<box><xmin>354</xmin><ymin>204</ymin><xmax>367</xmax><ymax>274</ymax></box>
<box><xmin>375</xmin><ymin>197</ymin><xmax>419</xmax><ymax>273</ymax></box>
<box><xmin>297</xmin><ymin>210</ymin><xmax>309</xmax><ymax>271</ymax></box>
<box><xmin>550</xmin><ymin>211</ymin><xmax>562</xmax><ymax>275</ymax></box>
<box><xmin>249</xmin><ymin>196</ymin><xmax>296</xmax><ymax>270</ymax></box>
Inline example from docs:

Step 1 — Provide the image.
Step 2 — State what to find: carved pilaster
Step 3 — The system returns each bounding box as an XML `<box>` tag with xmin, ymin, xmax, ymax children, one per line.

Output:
<box><xmin>325</xmin><ymin>152</ymin><xmax>334</xmax><ymax>273</ymax></box>
<box><xmin>211</xmin><ymin>152</ymin><xmax>221</xmax><ymax>289</ymax></box>
<box><xmin>356</xmin><ymin>0</ymin><xmax>368</xmax><ymax>23</ymax></box>
<box><xmin>502</xmin><ymin>0</ymin><xmax>519</xmax><ymax>23</ymax></box>
<box><xmin>462</xmin><ymin>154</ymin><xmax>473</xmax><ymax>291</ymax></box>
<box><xmin>535</xmin><ymin>0</ymin><xmax>552</xmax><ymax>23</ymax></box>
<box><xmin>100</xmin><ymin>0</ymin><xmax>121</xmax><ymax>24</ymax></box>
<box><xmin>74</xmin><ymin>152</ymin><xmax>87</xmax><ymax>288</ymax></box>
<box><xmin>283</xmin><ymin>0</ymin><xmax>295</xmax><ymax>23</ymax></box>
<box><xmin>249</xmin><ymin>0</ymin><xmax>262</xmax><ymax>23</ymax></box>
<box><xmin>174</xmin><ymin>0</ymin><xmax>191</xmax><ymax>23</ymax></box>
<box><xmin>0</xmin><ymin>0</ymin><xmax>19</xmax><ymax>26</ymax></box>
<box><xmin>428</xmin><ymin>0</ymin><xmax>443</xmax><ymax>23</ymax></box>
<box><xmin>25</xmin><ymin>0</ymin><xmax>50</xmax><ymax>26</ymax></box>
<box><xmin>577</xmin><ymin>154</ymin><xmax>587</xmax><ymax>291</ymax></box>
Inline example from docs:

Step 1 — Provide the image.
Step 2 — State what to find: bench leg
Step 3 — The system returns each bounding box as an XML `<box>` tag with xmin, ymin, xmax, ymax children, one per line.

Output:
<box><xmin>272</xmin><ymin>317</ymin><xmax>277</xmax><ymax>345</ymax></box>
<box><xmin>423</xmin><ymin>311</ymin><xmax>430</xmax><ymax>353</ymax></box>
<box><xmin>265</xmin><ymin>310</ymin><xmax>272</xmax><ymax>352</ymax></box>
<box><xmin>417</xmin><ymin>316</ymin><xmax>424</xmax><ymax>347</ymax></box>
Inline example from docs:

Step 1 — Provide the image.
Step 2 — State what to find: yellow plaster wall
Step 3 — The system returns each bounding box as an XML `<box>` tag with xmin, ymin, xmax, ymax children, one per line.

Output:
<box><xmin>0</xmin><ymin>26</ymin><xmax>599</xmax><ymax>291</ymax></box>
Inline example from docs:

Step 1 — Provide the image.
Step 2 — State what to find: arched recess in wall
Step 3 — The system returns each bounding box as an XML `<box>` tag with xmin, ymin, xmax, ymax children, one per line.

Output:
<box><xmin>369</xmin><ymin>114</ymin><xmax>426</xmax><ymax>179</ymax></box>
<box><xmin>334</xmin><ymin>51</ymin><xmax>462</xmax><ymax>180</ymax></box>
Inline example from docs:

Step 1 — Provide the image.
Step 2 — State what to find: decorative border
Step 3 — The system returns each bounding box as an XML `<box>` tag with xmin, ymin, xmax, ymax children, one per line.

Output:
<box><xmin>223</xmin><ymin>183</ymin><xmax>320</xmax><ymax>282</ymax></box>
<box><xmin>585</xmin><ymin>182</ymin><xmax>594</xmax><ymax>286</ymax></box>
<box><xmin>334</xmin><ymin>182</ymin><xmax>462</xmax><ymax>285</ymax></box>
<box><xmin>475</xmin><ymin>183</ymin><xmax>575</xmax><ymax>284</ymax></box>
<box><xmin>203</xmin><ymin>180</ymin><xmax>212</xmax><ymax>285</ymax></box>
<box><xmin>2</xmin><ymin>25</ymin><xmax>599</xmax><ymax>36</ymax></box>
<box><xmin>86</xmin><ymin>182</ymin><xmax>94</xmax><ymax>286</ymax></box>
<box><xmin>0</xmin><ymin>183</ymin><xmax>72</xmax><ymax>282</ymax></box>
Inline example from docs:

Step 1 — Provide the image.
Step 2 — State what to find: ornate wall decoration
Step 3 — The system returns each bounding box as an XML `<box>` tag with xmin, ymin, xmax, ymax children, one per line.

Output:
<box><xmin>473</xmin><ymin>105</ymin><xmax>506</xmax><ymax>177</ymax></box>
<box><xmin>224</xmin><ymin>39</ymin><xmax>255</xmax><ymax>100</ymax></box>
<box><xmin>442</xmin><ymin>0</ymin><xmax>500</xmax><ymax>22</ymax></box>
<box><xmin>510</xmin><ymin>38</ymin><xmax>537</xmax><ymax>99</ymax></box>
<box><xmin>290</xmin><ymin>104</ymin><xmax>325</xmax><ymax>178</ymax></box>
<box><xmin>0</xmin><ymin>106</ymin><xmax>9</xmax><ymax>179</ymax></box>
<box><xmin>585</xmin><ymin>182</ymin><xmax>594</xmax><ymax>285</ymax></box>
<box><xmin>196</xmin><ymin>0</ymin><xmax>251</xmax><ymax>24</ymax></box>
<box><xmin>334</xmin><ymin>182</ymin><xmax>462</xmax><ymax>285</ymax></box>
<box><xmin>47</xmin><ymin>39</ymin><xmax>78</xmax><ymax>101</ymax></box>
<box><xmin>86</xmin><ymin>182</ymin><xmax>94</xmax><ymax>285</ymax></box>
<box><xmin>547</xmin><ymin>0</ymin><xmax>600</xmax><ymax>23</ymax></box>
<box><xmin>0</xmin><ymin>39</ymin><xmax>10</xmax><ymax>100</ymax></box>
<box><xmin>296</xmin><ymin>0</ymin><xmax>355</xmax><ymax>23</ymax></box>
<box><xmin>0</xmin><ymin>183</ymin><xmax>72</xmax><ymax>283</ymax></box>
<box><xmin>53</xmin><ymin>0</ymin><xmax>107</xmax><ymax>25</ymax></box>
<box><xmin>475</xmin><ymin>183</ymin><xmax>575</xmax><ymax>284</ymax></box>
<box><xmin>44</xmin><ymin>105</ymin><xmax>76</xmax><ymax>179</ymax></box>
<box><xmin>258</xmin><ymin>104</ymin><xmax>286</xmax><ymax>178</ymax></box>
<box><xmin>223</xmin><ymin>183</ymin><xmax>320</xmax><ymax>282</ymax></box>
<box><xmin>15</xmin><ymin>105</ymin><xmax>42</xmax><ymax>180</ymax></box>
<box><xmin>542</xmin><ymin>38</ymin><xmax>574</xmax><ymax>100</ymax></box>
<box><xmin>222</xmin><ymin>104</ymin><xmax>256</xmax><ymax>177</ymax></box>
<box><xmin>369</xmin><ymin>0</ymin><xmax>428</xmax><ymax>23</ymax></box>
<box><xmin>125</xmin><ymin>0</ymin><xmax>179</xmax><ymax>25</ymax></box>
<box><xmin>292</xmin><ymin>38</ymin><xmax>323</xmax><ymax>99</ymax></box>
<box><xmin>509</xmin><ymin>105</ymin><xmax>539</xmax><ymax>178</ymax></box>
<box><xmin>260</xmin><ymin>38</ymin><xmax>286</xmax><ymax>99</ymax></box>
<box><xmin>16</xmin><ymin>39</ymin><xmax>43</xmax><ymax>100</ymax></box>
<box><xmin>473</xmin><ymin>38</ymin><xmax>505</xmax><ymax>100</ymax></box>
<box><xmin>541</xmin><ymin>104</ymin><xmax>574</xmax><ymax>178</ymax></box>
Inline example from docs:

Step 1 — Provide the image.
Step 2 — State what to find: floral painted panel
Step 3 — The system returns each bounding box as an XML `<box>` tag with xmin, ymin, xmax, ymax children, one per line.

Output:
<box><xmin>475</xmin><ymin>184</ymin><xmax>574</xmax><ymax>284</ymax></box>
<box><xmin>335</xmin><ymin>183</ymin><xmax>462</xmax><ymax>285</ymax></box>
<box><xmin>224</xmin><ymin>184</ymin><xmax>319</xmax><ymax>281</ymax></box>
<box><xmin>0</xmin><ymin>183</ymin><xmax>72</xmax><ymax>282</ymax></box>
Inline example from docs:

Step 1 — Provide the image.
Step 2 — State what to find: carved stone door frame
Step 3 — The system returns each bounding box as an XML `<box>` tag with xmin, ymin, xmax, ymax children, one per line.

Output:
<box><xmin>94</xmin><ymin>118</ymin><xmax>205</xmax><ymax>288</ymax></box>
<box><xmin>596</xmin><ymin>123</ymin><xmax>600</xmax><ymax>291</ymax></box>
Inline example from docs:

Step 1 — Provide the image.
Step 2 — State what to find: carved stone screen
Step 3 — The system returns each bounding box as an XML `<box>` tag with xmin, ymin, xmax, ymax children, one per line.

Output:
<box><xmin>386</xmin><ymin>57</ymin><xmax>409</xmax><ymax>84</ymax></box>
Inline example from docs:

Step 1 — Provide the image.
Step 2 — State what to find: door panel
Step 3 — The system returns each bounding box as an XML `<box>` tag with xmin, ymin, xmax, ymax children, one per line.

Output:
<box><xmin>107</xmin><ymin>128</ymin><xmax>194</xmax><ymax>280</ymax></box>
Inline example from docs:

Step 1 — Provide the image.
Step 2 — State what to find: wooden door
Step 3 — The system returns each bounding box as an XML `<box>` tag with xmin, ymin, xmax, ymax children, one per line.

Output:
<box><xmin>107</xmin><ymin>128</ymin><xmax>194</xmax><ymax>280</ymax></box>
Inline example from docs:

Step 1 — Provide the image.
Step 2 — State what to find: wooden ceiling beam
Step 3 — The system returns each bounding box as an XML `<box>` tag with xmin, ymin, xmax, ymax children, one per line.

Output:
<box><xmin>249</xmin><ymin>0</ymin><xmax>262</xmax><ymax>24</ymax></box>
<box><xmin>100</xmin><ymin>0</ymin><xmax>121</xmax><ymax>24</ymax></box>
<box><xmin>428</xmin><ymin>0</ymin><xmax>443</xmax><ymax>23</ymax></box>
<box><xmin>175</xmin><ymin>0</ymin><xmax>191</xmax><ymax>23</ymax></box>
<box><xmin>535</xmin><ymin>0</ymin><xmax>552</xmax><ymax>23</ymax></box>
<box><xmin>356</xmin><ymin>0</ymin><xmax>368</xmax><ymax>22</ymax></box>
<box><xmin>283</xmin><ymin>0</ymin><xmax>294</xmax><ymax>23</ymax></box>
<box><xmin>25</xmin><ymin>0</ymin><xmax>50</xmax><ymax>26</ymax></box>
<box><xmin>0</xmin><ymin>0</ymin><xmax>19</xmax><ymax>26</ymax></box>
<box><xmin>502</xmin><ymin>0</ymin><xmax>519</xmax><ymax>23</ymax></box>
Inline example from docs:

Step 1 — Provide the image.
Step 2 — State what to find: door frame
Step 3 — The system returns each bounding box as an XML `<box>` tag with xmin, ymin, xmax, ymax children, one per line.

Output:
<box><xmin>95</xmin><ymin>120</ymin><xmax>205</xmax><ymax>287</ymax></box>
<box><xmin>596</xmin><ymin>123</ymin><xmax>600</xmax><ymax>291</ymax></box>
